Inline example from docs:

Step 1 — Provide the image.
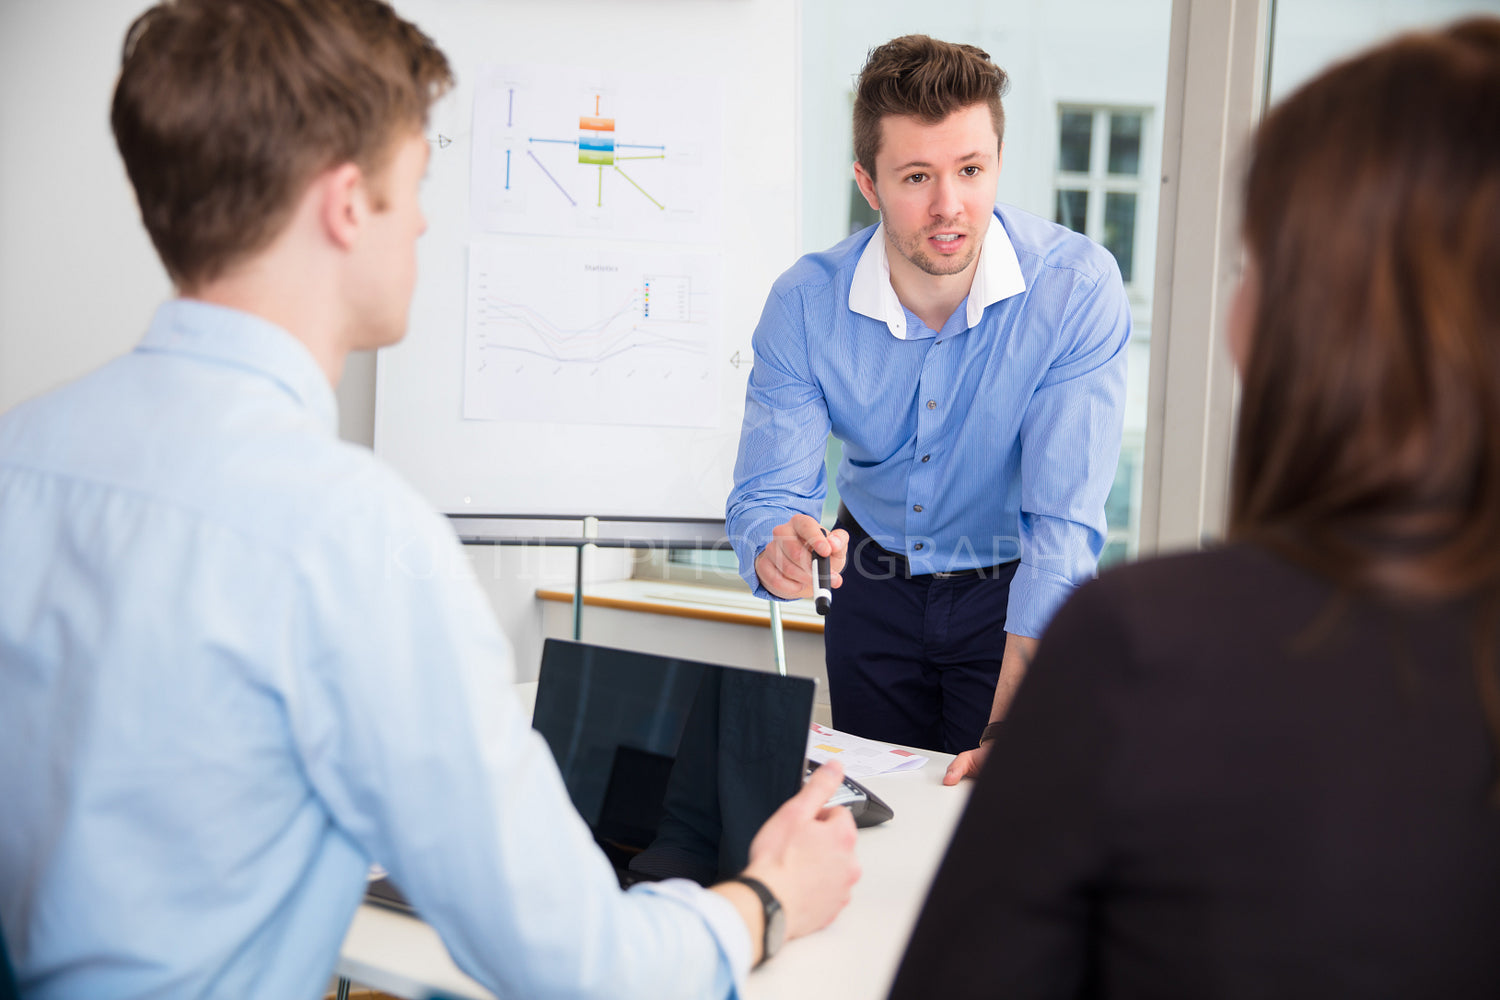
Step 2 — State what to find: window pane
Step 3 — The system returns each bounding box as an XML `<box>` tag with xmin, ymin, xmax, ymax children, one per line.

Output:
<box><xmin>1055</xmin><ymin>189</ymin><xmax>1088</xmax><ymax>233</ymax></box>
<box><xmin>1107</xmin><ymin>112</ymin><xmax>1143</xmax><ymax>175</ymax></box>
<box><xmin>1267</xmin><ymin>0</ymin><xmax>1495</xmax><ymax>103</ymax></box>
<box><xmin>823</xmin><ymin>436</ymin><xmax>844</xmax><ymax>524</ymax></box>
<box><xmin>668</xmin><ymin>547</ymin><xmax>740</xmax><ymax>572</ymax></box>
<box><xmin>1103</xmin><ymin>191</ymin><xmax>1137</xmax><ymax>283</ymax></box>
<box><xmin>1099</xmin><ymin>451</ymin><xmax>1139</xmax><ymax>569</ymax></box>
<box><xmin>1058</xmin><ymin>110</ymin><xmax>1093</xmax><ymax>173</ymax></box>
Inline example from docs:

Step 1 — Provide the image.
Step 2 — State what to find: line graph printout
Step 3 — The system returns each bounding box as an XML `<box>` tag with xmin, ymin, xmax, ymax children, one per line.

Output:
<box><xmin>471</xmin><ymin>63</ymin><xmax>723</xmax><ymax>245</ymax></box>
<box><xmin>464</xmin><ymin>239</ymin><xmax>722</xmax><ymax>428</ymax></box>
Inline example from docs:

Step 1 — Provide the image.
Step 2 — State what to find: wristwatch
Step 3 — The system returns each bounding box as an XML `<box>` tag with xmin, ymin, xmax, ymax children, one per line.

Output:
<box><xmin>730</xmin><ymin>875</ymin><xmax>785</xmax><ymax>966</ymax></box>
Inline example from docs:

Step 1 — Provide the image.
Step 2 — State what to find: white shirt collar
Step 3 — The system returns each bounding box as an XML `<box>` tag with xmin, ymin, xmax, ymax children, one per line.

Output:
<box><xmin>848</xmin><ymin>211</ymin><xmax>1027</xmax><ymax>339</ymax></box>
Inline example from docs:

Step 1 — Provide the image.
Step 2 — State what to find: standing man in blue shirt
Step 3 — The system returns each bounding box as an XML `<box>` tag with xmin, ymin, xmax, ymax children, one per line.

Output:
<box><xmin>0</xmin><ymin>1</ymin><xmax>859</xmax><ymax>997</ymax></box>
<box><xmin>727</xmin><ymin>36</ymin><xmax>1129</xmax><ymax>775</ymax></box>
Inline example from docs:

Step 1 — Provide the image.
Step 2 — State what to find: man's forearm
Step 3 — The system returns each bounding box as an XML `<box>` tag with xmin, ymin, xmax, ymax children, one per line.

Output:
<box><xmin>986</xmin><ymin>632</ymin><xmax>1038</xmax><ymax>724</ymax></box>
<box><xmin>943</xmin><ymin>632</ymin><xmax>1040</xmax><ymax>785</ymax></box>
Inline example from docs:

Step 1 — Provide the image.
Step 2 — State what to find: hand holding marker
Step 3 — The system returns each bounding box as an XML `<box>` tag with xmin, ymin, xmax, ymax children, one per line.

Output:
<box><xmin>815</xmin><ymin>528</ymin><xmax>833</xmax><ymax>616</ymax></box>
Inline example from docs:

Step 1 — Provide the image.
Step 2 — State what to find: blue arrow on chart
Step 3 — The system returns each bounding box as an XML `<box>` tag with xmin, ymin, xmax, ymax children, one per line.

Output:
<box><xmin>527</xmin><ymin>150</ymin><xmax>576</xmax><ymax>205</ymax></box>
<box><xmin>617</xmin><ymin>143</ymin><xmax>667</xmax><ymax>151</ymax></box>
<box><xmin>505</xmin><ymin>149</ymin><xmax>511</xmax><ymax>189</ymax></box>
<box><xmin>529</xmin><ymin>138</ymin><xmax>577</xmax><ymax>146</ymax></box>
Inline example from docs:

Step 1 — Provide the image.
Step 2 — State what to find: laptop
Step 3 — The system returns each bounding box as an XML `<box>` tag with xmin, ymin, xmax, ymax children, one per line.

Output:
<box><xmin>366</xmin><ymin>639</ymin><xmax>816</xmax><ymax>912</ymax></box>
<box><xmin>532</xmin><ymin>638</ymin><xmax>816</xmax><ymax>887</ymax></box>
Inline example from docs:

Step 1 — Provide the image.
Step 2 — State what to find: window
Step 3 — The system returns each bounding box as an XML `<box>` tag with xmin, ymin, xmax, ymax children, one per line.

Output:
<box><xmin>1053</xmin><ymin>106</ymin><xmax>1150</xmax><ymax>287</ymax></box>
<box><xmin>1102</xmin><ymin>450</ymin><xmax>1140</xmax><ymax>568</ymax></box>
<box><xmin>1138</xmin><ymin>0</ymin><xmax>1499</xmax><ymax>559</ymax></box>
<box><xmin>1052</xmin><ymin>105</ymin><xmax>1157</xmax><ymax>565</ymax></box>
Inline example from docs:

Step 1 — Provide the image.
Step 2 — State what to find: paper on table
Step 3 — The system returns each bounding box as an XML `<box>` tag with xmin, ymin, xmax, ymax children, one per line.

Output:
<box><xmin>806</xmin><ymin>722</ymin><xmax>929</xmax><ymax>780</ymax></box>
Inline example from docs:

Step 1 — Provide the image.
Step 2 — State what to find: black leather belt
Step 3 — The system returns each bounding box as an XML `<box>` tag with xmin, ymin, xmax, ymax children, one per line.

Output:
<box><xmin>835</xmin><ymin>503</ymin><xmax>1017</xmax><ymax>580</ymax></box>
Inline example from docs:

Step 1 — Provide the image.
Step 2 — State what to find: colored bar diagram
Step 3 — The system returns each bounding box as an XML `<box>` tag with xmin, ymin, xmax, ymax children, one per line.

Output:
<box><xmin>518</xmin><ymin>96</ymin><xmax>665</xmax><ymax>211</ymax></box>
<box><xmin>578</xmin><ymin>116</ymin><xmax>615</xmax><ymax>165</ymax></box>
<box><xmin>473</xmin><ymin>63</ymin><xmax>722</xmax><ymax>243</ymax></box>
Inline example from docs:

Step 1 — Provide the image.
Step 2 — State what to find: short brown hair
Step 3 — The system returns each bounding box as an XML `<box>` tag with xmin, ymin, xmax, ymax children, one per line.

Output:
<box><xmin>852</xmin><ymin>35</ymin><xmax>1009</xmax><ymax>179</ymax></box>
<box><xmin>111</xmin><ymin>0</ymin><xmax>453</xmax><ymax>290</ymax></box>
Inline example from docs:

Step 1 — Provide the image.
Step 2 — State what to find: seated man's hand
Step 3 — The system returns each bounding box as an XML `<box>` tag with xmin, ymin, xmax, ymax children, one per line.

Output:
<box><xmin>739</xmin><ymin>761</ymin><xmax>861</xmax><ymax>942</ymax></box>
<box><xmin>754</xmin><ymin>514</ymin><xmax>848</xmax><ymax>601</ymax></box>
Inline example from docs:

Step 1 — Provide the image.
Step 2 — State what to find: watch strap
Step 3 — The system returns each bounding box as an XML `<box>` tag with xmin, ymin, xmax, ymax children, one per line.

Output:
<box><xmin>729</xmin><ymin>875</ymin><xmax>783</xmax><ymax>965</ymax></box>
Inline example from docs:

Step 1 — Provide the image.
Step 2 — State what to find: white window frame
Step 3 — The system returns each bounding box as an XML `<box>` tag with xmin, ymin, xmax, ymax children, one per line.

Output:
<box><xmin>1138</xmin><ymin>0</ymin><xmax>1272</xmax><ymax>557</ymax></box>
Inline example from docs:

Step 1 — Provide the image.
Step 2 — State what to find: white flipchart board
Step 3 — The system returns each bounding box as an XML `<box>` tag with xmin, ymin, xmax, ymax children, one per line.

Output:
<box><xmin>373</xmin><ymin>0</ymin><xmax>801</xmax><ymax>541</ymax></box>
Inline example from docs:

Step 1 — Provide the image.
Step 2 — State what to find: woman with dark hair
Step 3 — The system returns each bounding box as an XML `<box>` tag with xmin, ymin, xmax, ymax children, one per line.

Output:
<box><xmin>889</xmin><ymin>18</ymin><xmax>1500</xmax><ymax>1000</ymax></box>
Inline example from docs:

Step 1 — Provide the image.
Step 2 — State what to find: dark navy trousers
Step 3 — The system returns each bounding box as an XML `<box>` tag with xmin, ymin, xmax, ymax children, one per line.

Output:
<box><xmin>823</xmin><ymin>513</ymin><xmax>1018</xmax><ymax>755</ymax></box>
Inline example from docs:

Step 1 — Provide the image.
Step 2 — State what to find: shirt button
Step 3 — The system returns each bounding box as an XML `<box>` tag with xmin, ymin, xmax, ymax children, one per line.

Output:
<box><xmin>913</xmin><ymin>504</ymin><xmax>923</xmax><ymax>513</ymax></box>
<box><xmin>913</xmin><ymin>542</ymin><xmax>925</xmax><ymax>551</ymax></box>
<box><xmin>921</xmin><ymin>454</ymin><xmax>931</xmax><ymax>463</ymax></box>
<box><xmin>926</xmin><ymin>400</ymin><xmax>937</xmax><ymax>410</ymax></box>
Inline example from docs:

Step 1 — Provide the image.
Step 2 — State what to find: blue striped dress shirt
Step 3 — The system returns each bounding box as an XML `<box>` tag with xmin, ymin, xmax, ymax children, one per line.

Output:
<box><xmin>728</xmin><ymin>204</ymin><xmax>1130</xmax><ymax>639</ymax></box>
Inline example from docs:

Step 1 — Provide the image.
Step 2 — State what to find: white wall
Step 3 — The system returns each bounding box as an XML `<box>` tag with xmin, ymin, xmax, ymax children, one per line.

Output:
<box><xmin>0</xmin><ymin>0</ymin><xmax>171</xmax><ymax>415</ymax></box>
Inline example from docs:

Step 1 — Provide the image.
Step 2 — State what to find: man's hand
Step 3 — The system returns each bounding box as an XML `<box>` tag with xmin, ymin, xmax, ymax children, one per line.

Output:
<box><xmin>732</xmin><ymin>761</ymin><xmax>861</xmax><ymax>944</ymax></box>
<box><xmin>943</xmin><ymin>744</ymin><xmax>990</xmax><ymax>786</ymax></box>
<box><xmin>753</xmin><ymin>514</ymin><xmax>849</xmax><ymax>601</ymax></box>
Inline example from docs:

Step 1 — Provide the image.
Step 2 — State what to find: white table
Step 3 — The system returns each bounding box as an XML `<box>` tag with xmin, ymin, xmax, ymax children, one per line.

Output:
<box><xmin>336</xmin><ymin>686</ymin><xmax>972</xmax><ymax>1000</ymax></box>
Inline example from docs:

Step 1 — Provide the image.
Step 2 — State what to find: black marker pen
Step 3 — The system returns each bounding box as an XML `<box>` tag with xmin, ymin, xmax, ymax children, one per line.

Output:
<box><xmin>814</xmin><ymin>529</ymin><xmax>833</xmax><ymax>616</ymax></box>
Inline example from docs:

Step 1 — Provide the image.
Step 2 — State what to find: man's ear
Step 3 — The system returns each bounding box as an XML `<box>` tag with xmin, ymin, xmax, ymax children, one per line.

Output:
<box><xmin>317</xmin><ymin>162</ymin><xmax>366</xmax><ymax>251</ymax></box>
<box><xmin>852</xmin><ymin>161</ymin><xmax>881</xmax><ymax>214</ymax></box>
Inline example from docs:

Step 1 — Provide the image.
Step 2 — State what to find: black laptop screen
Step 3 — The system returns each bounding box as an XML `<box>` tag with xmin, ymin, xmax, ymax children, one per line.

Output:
<box><xmin>532</xmin><ymin>639</ymin><xmax>815</xmax><ymax>886</ymax></box>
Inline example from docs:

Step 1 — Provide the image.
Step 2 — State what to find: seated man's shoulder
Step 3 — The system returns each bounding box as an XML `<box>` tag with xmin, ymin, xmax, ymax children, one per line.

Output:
<box><xmin>225</xmin><ymin>427</ymin><xmax>439</xmax><ymax>548</ymax></box>
<box><xmin>2</xmin><ymin>359</ymin><xmax>444</xmax><ymax>562</ymax></box>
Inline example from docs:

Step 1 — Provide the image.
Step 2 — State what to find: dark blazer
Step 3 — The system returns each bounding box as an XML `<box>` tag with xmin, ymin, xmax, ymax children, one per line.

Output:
<box><xmin>891</xmin><ymin>543</ymin><xmax>1500</xmax><ymax>1000</ymax></box>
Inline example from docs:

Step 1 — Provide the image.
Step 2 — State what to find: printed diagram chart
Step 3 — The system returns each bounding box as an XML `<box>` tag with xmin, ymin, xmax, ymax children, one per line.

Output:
<box><xmin>464</xmin><ymin>239</ymin><xmax>721</xmax><ymax>427</ymax></box>
<box><xmin>471</xmin><ymin>63</ymin><xmax>723</xmax><ymax>244</ymax></box>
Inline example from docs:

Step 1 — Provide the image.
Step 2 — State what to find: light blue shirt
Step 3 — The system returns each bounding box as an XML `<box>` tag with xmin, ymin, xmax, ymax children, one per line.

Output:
<box><xmin>0</xmin><ymin>300</ymin><xmax>749</xmax><ymax>999</ymax></box>
<box><xmin>727</xmin><ymin>204</ymin><xmax>1130</xmax><ymax>638</ymax></box>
